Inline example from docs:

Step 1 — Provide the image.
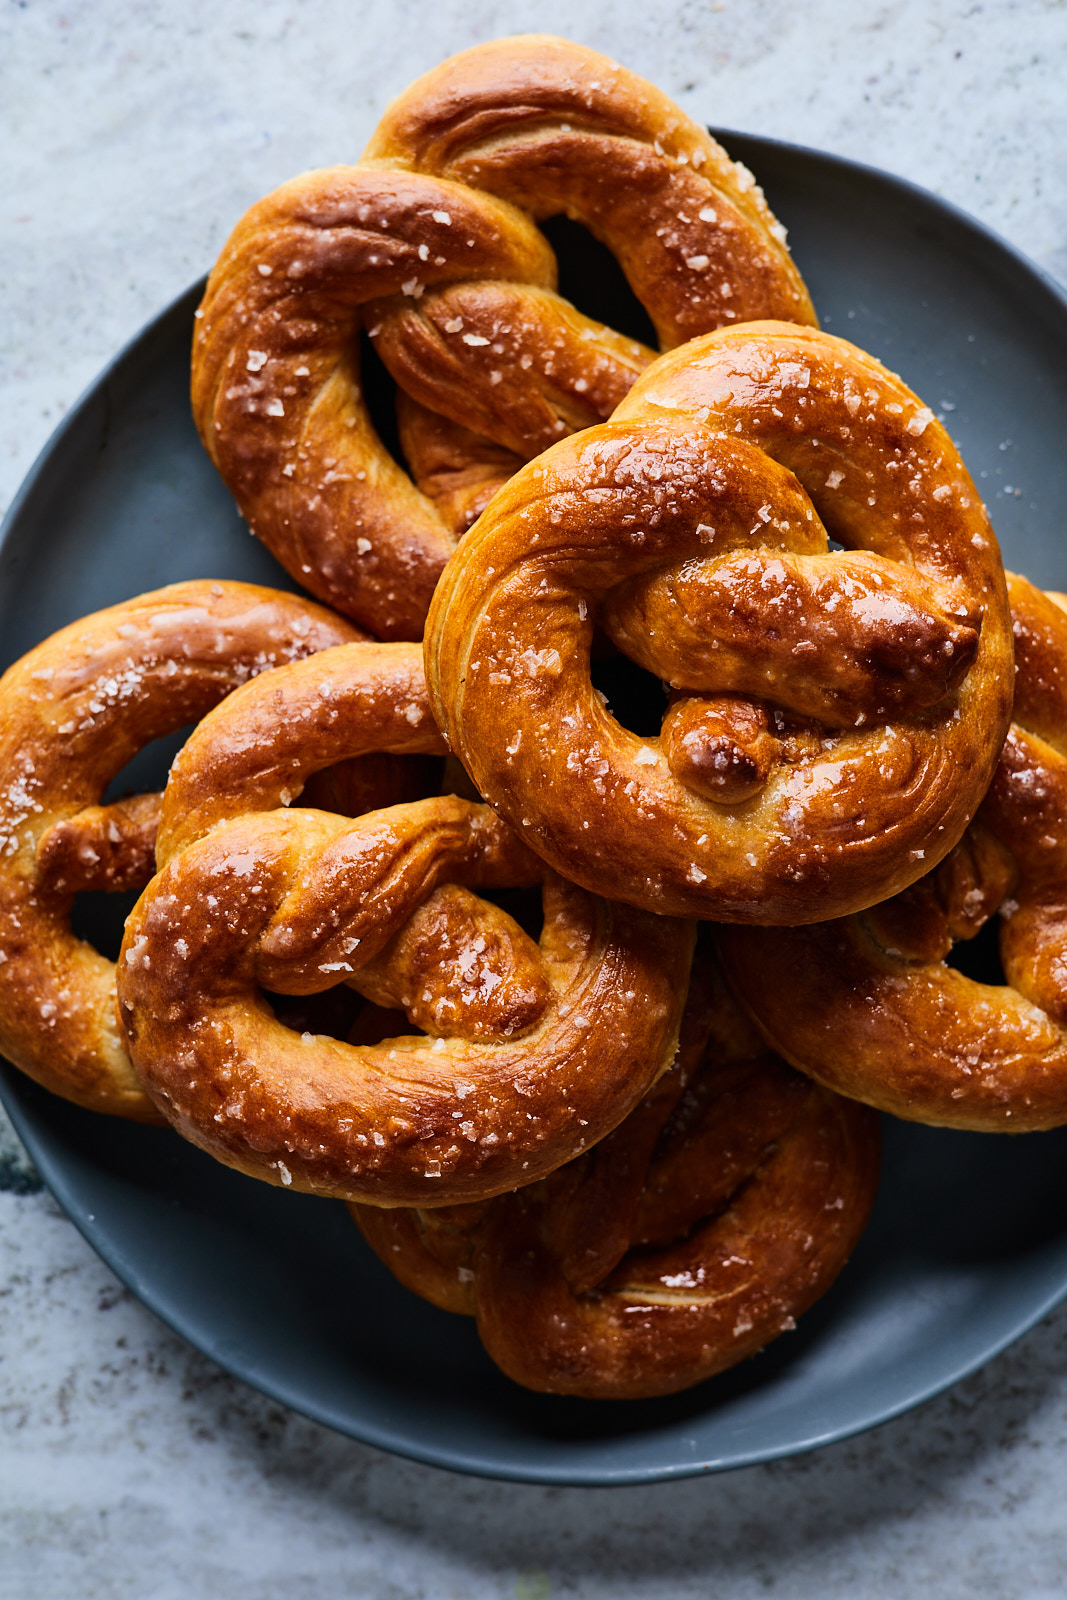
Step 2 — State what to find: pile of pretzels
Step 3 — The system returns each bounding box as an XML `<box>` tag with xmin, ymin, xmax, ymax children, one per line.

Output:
<box><xmin>0</xmin><ymin>35</ymin><xmax>1056</xmax><ymax>1402</ymax></box>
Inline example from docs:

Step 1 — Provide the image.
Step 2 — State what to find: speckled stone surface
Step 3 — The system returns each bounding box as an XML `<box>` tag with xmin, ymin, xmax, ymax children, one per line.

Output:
<box><xmin>3</xmin><ymin>2</ymin><xmax>1067</xmax><ymax>1594</ymax></box>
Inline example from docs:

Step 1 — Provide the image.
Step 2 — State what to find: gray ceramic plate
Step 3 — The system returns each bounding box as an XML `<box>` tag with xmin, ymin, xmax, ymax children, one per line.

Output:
<box><xmin>2</xmin><ymin>135</ymin><xmax>1067</xmax><ymax>1486</ymax></box>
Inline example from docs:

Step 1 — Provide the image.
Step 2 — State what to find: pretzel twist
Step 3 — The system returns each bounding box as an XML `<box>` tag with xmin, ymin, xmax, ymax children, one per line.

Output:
<box><xmin>0</xmin><ymin>581</ymin><xmax>360</xmax><ymax>1119</ymax></box>
<box><xmin>118</xmin><ymin>641</ymin><xmax>695</xmax><ymax>1203</ymax></box>
<box><xmin>716</xmin><ymin>575</ymin><xmax>1067</xmax><ymax>1131</ymax></box>
<box><xmin>353</xmin><ymin>945</ymin><xmax>880</xmax><ymax>1398</ymax></box>
<box><xmin>192</xmin><ymin>35</ymin><xmax>815</xmax><ymax>638</ymax></box>
<box><xmin>426</xmin><ymin>323</ymin><xmax>1013</xmax><ymax>922</ymax></box>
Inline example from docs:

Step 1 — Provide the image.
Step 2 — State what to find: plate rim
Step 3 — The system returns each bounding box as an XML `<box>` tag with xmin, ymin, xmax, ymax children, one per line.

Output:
<box><xmin>7</xmin><ymin>1066</ymin><xmax>1067</xmax><ymax>1486</ymax></box>
<box><xmin>2</xmin><ymin>130</ymin><xmax>1067</xmax><ymax>1486</ymax></box>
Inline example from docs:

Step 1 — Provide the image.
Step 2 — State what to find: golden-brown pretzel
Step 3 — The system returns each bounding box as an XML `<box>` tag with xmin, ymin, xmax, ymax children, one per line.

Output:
<box><xmin>716</xmin><ymin>574</ymin><xmax>1067</xmax><ymax>1131</ymax></box>
<box><xmin>0</xmin><ymin>581</ymin><xmax>360</xmax><ymax>1119</ymax></box>
<box><xmin>192</xmin><ymin>35</ymin><xmax>815</xmax><ymax>638</ymax></box>
<box><xmin>117</xmin><ymin>640</ymin><xmax>695</xmax><ymax>1204</ymax></box>
<box><xmin>425</xmin><ymin>322</ymin><xmax>1013</xmax><ymax>923</ymax></box>
<box><xmin>353</xmin><ymin>943</ymin><xmax>880</xmax><ymax>1398</ymax></box>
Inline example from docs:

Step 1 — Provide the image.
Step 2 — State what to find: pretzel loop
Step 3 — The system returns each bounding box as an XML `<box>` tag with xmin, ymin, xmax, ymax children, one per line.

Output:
<box><xmin>365</xmin><ymin>34</ymin><xmax>814</xmax><ymax>346</ymax></box>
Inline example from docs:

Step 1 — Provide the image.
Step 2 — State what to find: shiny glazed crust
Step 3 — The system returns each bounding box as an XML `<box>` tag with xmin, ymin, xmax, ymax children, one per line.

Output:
<box><xmin>191</xmin><ymin>34</ymin><xmax>815</xmax><ymax>639</ymax></box>
<box><xmin>717</xmin><ymin>575</ymin><xmax>1067</xmax><ymax>1131</ymax></box>
<box><xmin>425</xmin><ymin>322</ymin><xmax>1013</xmax><ymax>922</ymax></box>
<box><xmin>117</xmin><ymin>641</ymin><xmax>695</xmax><ymax>1203</ymax></box>
<box><xmin>353</xmin><ymin>949</ymin><xmax>880</xmax><ymax>1398</ymax></box>
<box><xmin>0</xmin><ymin>581</ymin><xmax>360</xmax><ymax>1118</ymax></box>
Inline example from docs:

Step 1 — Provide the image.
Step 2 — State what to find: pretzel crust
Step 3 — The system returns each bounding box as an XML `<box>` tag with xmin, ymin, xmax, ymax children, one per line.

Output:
<box><xmin>353</xmin><ymin>948</ymin><xmax>880</xmax><ymax>1398</ymax></box>
<box><xmin>192</xmin><ymin>35</ymin><xmax>814</xmax><ymax>638</ymax></box>
<box><xmin>717</xmin><ymin>575</ymin><xmax>1067</xmax><ymax>1131</ymax></box>
<box><xmin>425</xmin><ymin>322</ymin><xmax>1013</xmax><ymax>922</ymax></box>
<box><xmin>118</xmin><ymin>641</ymin><xmax>695</xmax><ymax>1203</ymax></box>
<box><xmin>0</xmin><ymin>581</ymin><xmax>360</xmax><ymax>1118</ymax></box>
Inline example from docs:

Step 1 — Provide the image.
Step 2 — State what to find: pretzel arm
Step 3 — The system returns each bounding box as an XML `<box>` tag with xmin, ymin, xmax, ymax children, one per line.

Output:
<box><xmin>37</xmin><ymin>792</ymin><xmax>162</xmax><ymax>894</ymax></box>
<box><xmin>372</xmin><ymin>283</ymin><xmax>653</xmax><ymax>458</ymax></box>
<box><xmin>352</xmin><ymin>883</ymin><xmax>551</xmax><ymax>1042</ymax></box>
<box><xmin>605</xmin><ymin>549</ymin><xmax>980</xmax><ymax>728</ymax></box>
<box><xmin>396</xmin><ymin>393</ymin><xmax>524</xmax><ymax>535</ymax></box>
<box><xmin>193</xmin><ymin>170</ymin><xmax>554</xmax><ymax>635</ymax></box>
<box><xmin>256</xmin><ymin>797</ymin><xmax>542</xmax><ymax>990</ymax></box>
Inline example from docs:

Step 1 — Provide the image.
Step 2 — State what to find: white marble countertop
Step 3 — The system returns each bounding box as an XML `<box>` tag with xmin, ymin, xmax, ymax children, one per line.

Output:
<box><xmin>3</xmin><ymin>2</ymin><xmax>1067</xmax><ymax>1594</ymax></box>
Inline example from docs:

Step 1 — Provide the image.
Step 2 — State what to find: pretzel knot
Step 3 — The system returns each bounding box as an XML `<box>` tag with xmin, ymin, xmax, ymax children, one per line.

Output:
<box><xmin>0</xmin><ymin>581</ymin><xmax>360</xmax><ymax>1119</ymax></box>
<box><xmin>426</xmin><ymin>323</ymin><xmax>1014</xmax><ymax>922</ymax></box>
<box><xmin>192</xmin><ymin>35</ymin><xmax>814</xmax><ymax>639</ymax></box>
<box><xmin>353</xmin><ymin>945</ymin><xmax>880</xmax><ymax>1398</ymax></box>
<box><xmin>717</xmin><ymin>575</ymin><xmax>1067</xmax><ymax>1131</ymax></box>
<box><xmin>118</xmin><ymin>642</ymin><xmax>694</xmax><ymax>1205</ymax></box>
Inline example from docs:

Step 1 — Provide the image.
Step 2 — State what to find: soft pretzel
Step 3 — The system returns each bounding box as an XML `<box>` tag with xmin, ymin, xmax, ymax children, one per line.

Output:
<box><xmin>117</xmin><ymin>640</ymin><xmax>695</xmax><ymax>1204</ymax></box>
<box><xmin>0</xmin><ymin>581</ymin><xmax>360</xmax><ymax>1119</ymax></box>
<box><xmin>192</xmin><ymin>35</ymin><xmax>815</xmax><ymax>638</ymax></box>
<box><xmin>425</xmin><ymin>322</ymin><xmax>1013</xmax><ymax>923</ymax></box>
<box><xmin>353</xmin><ymin>942</ymin><xmax>880</xmax><ymax>1398</ymax></box>
<box><xmin>717</xmin><ymin>575</ymin><xmax>1067</xmax><ymax>1131</ymax></box>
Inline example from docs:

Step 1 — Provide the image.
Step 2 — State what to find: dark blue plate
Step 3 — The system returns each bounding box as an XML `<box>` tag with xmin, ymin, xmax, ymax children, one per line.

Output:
<box><xmin>2</xmin><ymin>134</ymin><xmax>1066</xmax><ymax>1484</ymax></box>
